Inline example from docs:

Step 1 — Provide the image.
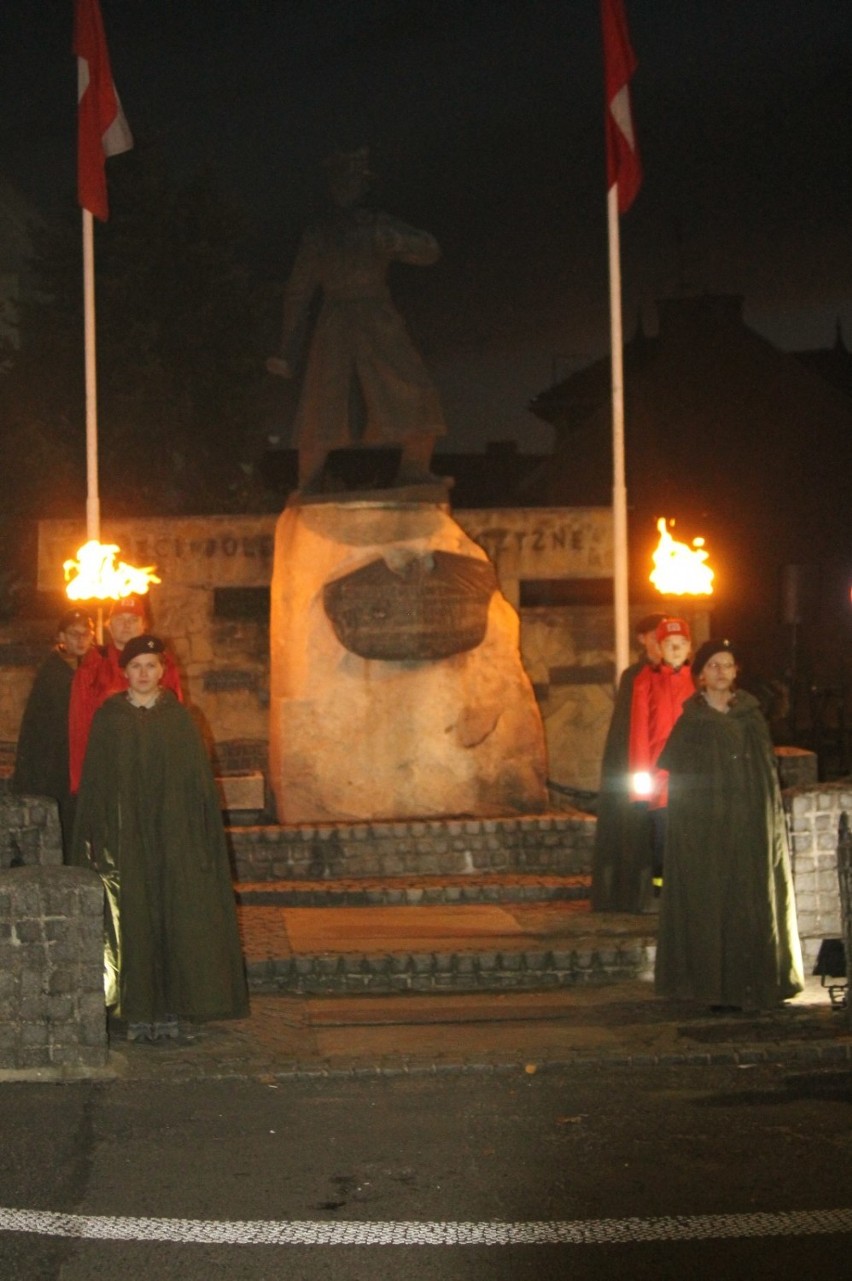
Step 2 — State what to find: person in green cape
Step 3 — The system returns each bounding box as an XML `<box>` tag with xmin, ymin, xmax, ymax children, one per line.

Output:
<box><xmin>591</xmin><ymin>613</ymin><xmax>665</xmax><ymax>913</ymax></box>
<box><xmin>12</xmin><ymin>608</ymin><xmax>98</xmax><ymax>861</ymax></box>
<box><xmin>72</xmin><ymin>634</ymin><xmax>248</xmax><ymax>1042</ymax></box>
<box><xmin>654</xmin><ymin>639</ymin><xmax>804</xmax><ymax>1011</ymax></box>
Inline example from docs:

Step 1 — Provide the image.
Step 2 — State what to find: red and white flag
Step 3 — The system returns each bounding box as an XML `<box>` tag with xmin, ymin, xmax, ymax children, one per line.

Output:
<box><xmin>601</xmin><ymin>0</ymin><xmax>641</xmax><ymax>213</ymax></box>
<box><xmin>73</xmin><ymin>0</ymin><xmax>133</xmax><ymax>221</ymax></box>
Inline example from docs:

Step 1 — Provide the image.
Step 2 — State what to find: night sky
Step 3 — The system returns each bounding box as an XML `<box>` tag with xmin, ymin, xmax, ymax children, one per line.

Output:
<box><xmin>2</xmin><ymin>0</ymin><xmax>851</xmax><ymax>452</ymax></box>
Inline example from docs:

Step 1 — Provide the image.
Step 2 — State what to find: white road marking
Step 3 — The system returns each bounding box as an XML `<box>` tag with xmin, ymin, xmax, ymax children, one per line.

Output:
<box><xmin>1</xmin><ymin>1207</ymin><xmax>851</xmax><ymax>1245</ymax></box>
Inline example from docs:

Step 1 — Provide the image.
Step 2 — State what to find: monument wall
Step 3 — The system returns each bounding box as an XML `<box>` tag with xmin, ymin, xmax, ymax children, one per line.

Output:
<box><xmin>0</xmin><ymin>509</ymin><xmax>709</xmax><ymax>793</ymax></box>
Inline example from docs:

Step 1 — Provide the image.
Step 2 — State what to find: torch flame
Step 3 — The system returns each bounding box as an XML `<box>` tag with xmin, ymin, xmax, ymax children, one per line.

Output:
<box><xmin>649</xmin><ymin>518</ymin><xmax>714</xmax><ymax>597</ymax></box>
<box><xmin>63</xmin><ymin>541</ymin><xmax>161</xmax><ymax>602</ymax></box>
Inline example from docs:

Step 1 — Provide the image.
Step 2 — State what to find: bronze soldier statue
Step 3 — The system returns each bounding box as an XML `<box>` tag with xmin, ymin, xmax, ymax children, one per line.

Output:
<box><xmin>267</xmin><ymin>148</ymin><xmax>447</xmax><ymax>491</ymax></box>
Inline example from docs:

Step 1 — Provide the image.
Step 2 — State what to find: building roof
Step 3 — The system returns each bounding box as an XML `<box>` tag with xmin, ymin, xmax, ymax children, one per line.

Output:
<box><xmin>523</xmin><ymin>293</ymin><xmax>852</xmax><ymax>672</ymax></box>
<box><xmin>794</xmin><ymin>321</ymin><xmax>852</xmax><ymax>400</ymax></box>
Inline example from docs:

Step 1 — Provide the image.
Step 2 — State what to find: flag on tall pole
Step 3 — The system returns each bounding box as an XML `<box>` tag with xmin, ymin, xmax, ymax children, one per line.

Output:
<box><xmin>601</xmin><ymin>0</ymin><xmax>641</xmax><ymax>682</ymax></box>
<box><xmin>73</xmin><ymin>0</ymin><xmax>133</xmax><ymax>564</ymax></box>
<box><xmin>602</xmin><ymin>0</ymin><xmax>642</xmax><ymax>213</ymax></box>
<box><xmin>74</xmin><ymin>0</ymin><xmax>133</xmax><ymax>221</ymax></box>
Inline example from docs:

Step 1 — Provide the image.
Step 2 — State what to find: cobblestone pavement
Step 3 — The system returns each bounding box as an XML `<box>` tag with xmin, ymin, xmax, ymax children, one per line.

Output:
<box><xmin>93</xmin><ymin>974</ymin><xmax>850</xmax><ymax>1083</ymax></box>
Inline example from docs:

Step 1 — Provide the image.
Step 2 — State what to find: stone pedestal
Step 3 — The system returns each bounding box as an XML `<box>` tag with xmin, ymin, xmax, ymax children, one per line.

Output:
<box><xmin>269</xmin><ymin>496</ymin><xmax>548</xmax><ymax>823</ymax></box>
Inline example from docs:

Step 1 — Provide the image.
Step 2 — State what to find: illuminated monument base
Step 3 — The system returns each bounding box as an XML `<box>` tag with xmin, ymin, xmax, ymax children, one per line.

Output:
<box><xmin>268</xmin><ymin>495</ymin><xmax>548</xmax><ymax>824</ymax></box>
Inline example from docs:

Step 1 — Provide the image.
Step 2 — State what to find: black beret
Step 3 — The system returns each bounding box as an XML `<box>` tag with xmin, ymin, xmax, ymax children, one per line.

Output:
<box><xmin>691</xmin><ymin>638</ymin><xmax>740</xmax><ymax>685</ymax></box>
<box><xmin>118</xmin><ymin>633</ymin><xmax>166</xmax><ymax>668</ymax></box>
<box><xmin>58</xmin><ymin>609</ymin><xmax>94</xmax><ymax>632</ymax></box>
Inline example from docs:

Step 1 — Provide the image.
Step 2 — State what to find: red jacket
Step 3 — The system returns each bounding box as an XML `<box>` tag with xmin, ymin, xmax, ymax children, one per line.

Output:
<box><xmin>68</xmin><ymin>642</ymin><xmax>183</xmax><ymax>794</ymax></box>
<box><xmin>628</xmin><ymin>662</ymin><xmax>692</xmax><ymax>808</ymax></box>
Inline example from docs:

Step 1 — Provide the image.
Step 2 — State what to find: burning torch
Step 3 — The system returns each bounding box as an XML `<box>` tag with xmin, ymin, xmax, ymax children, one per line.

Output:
<box><xmin>63</xmin><ymin>540</ymin><xmax>160</xmax><ymax>643</ymax></box>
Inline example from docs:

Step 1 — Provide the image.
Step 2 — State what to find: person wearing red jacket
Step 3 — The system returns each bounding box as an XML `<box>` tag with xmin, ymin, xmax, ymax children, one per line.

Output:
<box><xmin>68</xmin><ymin>595</ymin><xmax>183</xmax><ymax>794</ymax></box>
<box><xmin>628</xmin><ymin>616</ymin><xmax>693</xmax><ymax>896</ymax></box>
<box><xmin>591</xmin><ymin>611</ymin><xmax>665</xmax><ymax>913</ymax></box>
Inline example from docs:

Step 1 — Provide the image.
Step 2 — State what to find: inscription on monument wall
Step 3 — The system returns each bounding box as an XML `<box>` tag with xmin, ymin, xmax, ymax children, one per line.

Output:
<box><xmin>118</xmin><ymin>533</ymin><xmax>274</xmax><ymax>562</ymax></box>
<box><xmin>38</xmin><ymin>508</ymin><xmax>612</xmax><ymax>592</ymax></box>
<box><xmin>38</xmin><ymin>518</ymin><xmax>277</xmax><ymax>591</ymax></box>
<box><xmin>459</xmin><ymin>509</ymin><xmax>612</xmax><ymax>580</ymax></box>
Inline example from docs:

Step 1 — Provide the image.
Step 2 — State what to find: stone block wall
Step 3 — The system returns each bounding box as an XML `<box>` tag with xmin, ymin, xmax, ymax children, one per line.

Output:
<box><xmin>0</xmin><ymin>865</ymin><xmax>107</xmax><ymax>1072</ymax></box>
<box><xmin>0</xmin><ymin>630</ymin><xmax>45</xmax><ymax>753</ymax></box>
<box><xmin>775</xmin><ymin>746</ymin><xmax>819</xmax><ymax>790</ymax></box>
<box><xmin>8</xmin><ymin>511</ymin><xmax>844</xmax><ymax>799</ymax></box>
<box><xmin>1</xmin><ymin>794</ymin><xmax>63</xmax><ymax>868</ymax></box>
<box><xmin>214</xmin><ymin>737</ymin><xmax>269</xmax><ymax>774</ymax></box>
<box><xmin>837</xmin><ymin>815</ymin><xmax>852</xmax><ymax>1029</ymax></box>
<box><xmin>229</xmin><ymin>811</ymin><xmax>596</xmax><ymax>882</ymax></box>
<box><xmin>783</xmin><ymin>782</ymin><xmax>852</xmax><ymax>968</ymax></box>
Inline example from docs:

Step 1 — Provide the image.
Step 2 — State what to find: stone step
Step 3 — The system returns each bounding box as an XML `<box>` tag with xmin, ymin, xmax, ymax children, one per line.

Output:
<box><xmin>237</xmin><ymin>898</ymin><xmax>656</xmax><ymax>997</ymax></box>
<box><xmin>235</xmin><ymin>873</ymin><xmax>590</xmax><ymax>908</ymax></box>
<box><xmin>226</xmin><ymin>811</ymin><xmax>595</xmax><ymax>882</ymax></box>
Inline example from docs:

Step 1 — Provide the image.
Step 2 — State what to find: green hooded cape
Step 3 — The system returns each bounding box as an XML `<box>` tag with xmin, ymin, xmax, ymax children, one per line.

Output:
<box><xmin>654</xmin><ymin>690</ymin><xmax>804</xmax><ymax>1009</ymax></box>
<box><xmin>12</xmin><ymin>649</ymin><xmax>77</xmax><ymax>855</ymax></box>
<box><xmin>71</xmin><ymin>690</ymin><xmax>249</xmax><ymax>1024</ymax></box>
<box><xmin>591</xmin><ymin>660</ymin><xmax>654</xmax><ymax>912</ymax></box>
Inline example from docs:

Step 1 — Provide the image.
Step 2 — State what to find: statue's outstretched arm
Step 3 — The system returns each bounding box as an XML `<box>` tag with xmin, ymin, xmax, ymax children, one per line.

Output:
<box><xmin>374</xmin><ymin>213</ymin><xmax>441</xmax><ymax>267</ymax></box>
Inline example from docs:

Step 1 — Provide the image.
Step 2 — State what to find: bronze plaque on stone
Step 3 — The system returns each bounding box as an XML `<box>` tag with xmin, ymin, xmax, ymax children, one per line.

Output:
<box><xmin>324</xmin><ymin>552</ymin><xmax>497</xmax><ymax>660</ymax></box>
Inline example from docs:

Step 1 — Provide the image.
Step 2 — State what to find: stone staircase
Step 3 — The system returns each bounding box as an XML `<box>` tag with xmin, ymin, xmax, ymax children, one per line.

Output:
<box><xmin>228</xmin><ymin>813</ymin><xmax>657</xmax><ymax>997</ymax></box>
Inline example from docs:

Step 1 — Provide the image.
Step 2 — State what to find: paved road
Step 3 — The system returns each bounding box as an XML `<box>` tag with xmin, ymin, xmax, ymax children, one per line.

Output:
<box><xmin>2</xmin><ymin>1060</ymin><xmax>851</xmax><ymax>1280</ymax></box>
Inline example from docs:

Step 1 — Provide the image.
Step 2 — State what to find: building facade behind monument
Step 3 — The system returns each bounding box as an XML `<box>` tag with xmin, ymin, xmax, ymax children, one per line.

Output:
<box><xmin>1</xmin><ymin>510</ymin><xmax>709</xmax><ymax>795</ymax></box>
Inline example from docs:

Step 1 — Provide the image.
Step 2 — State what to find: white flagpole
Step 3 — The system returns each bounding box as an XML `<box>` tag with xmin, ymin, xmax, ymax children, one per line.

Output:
<box><xmin>607</xmin><ymin>183</ymin><xmax>630</xmax><ymax>683</ymax></box>
<box><xmin>82</xmin><ymin>207</ymin><xmax>100</xmax><ymax>544</ymax></box>
<box><xmin>82</xmin><ymin>206</ymin><xmax>105</xmax><ymax>644</ymax></box>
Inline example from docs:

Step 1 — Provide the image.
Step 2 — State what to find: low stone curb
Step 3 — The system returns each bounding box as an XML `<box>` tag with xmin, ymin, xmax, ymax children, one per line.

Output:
<box><xmin>45</xmin><ymin>1034</ymin><xmax>846</xmax><ymax>1086</ymax></box>
<box><xmin>258</xmin><ymin>1039</ymin><xmax>852</xmax><ymax>1079</ymax></box>
<box><xmin>245</xmin><ymin>943</ymin><xmax>655</xmax><ymax>995</ymax></box>
<box><xmin>236</xmin><ymin>876</ymin><xmax>590</xmax><ymax>908</ymax></box>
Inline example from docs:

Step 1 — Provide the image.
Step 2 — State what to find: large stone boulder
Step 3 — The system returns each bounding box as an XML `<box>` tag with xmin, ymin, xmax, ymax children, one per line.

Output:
<box><xmin>269</xmin><ymin>498</ymin><xmax>547</xmax><ymax>823</ymax></box>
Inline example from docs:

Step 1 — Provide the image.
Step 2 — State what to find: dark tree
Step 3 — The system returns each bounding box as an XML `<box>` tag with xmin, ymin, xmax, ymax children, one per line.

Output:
<box><xmin>0</xmin><ymin>212</ymin><xmax>86</xmax><ymax>521</ymax></box>
<box><xmin>91</xmin><ymin>153</ymin><xmax>273</xmax><ymax>513</ymax></box>
<box><xmin>0</xmin><ymin>148</ymin><xmax>275</xmax><ymax>524</ymax></box>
